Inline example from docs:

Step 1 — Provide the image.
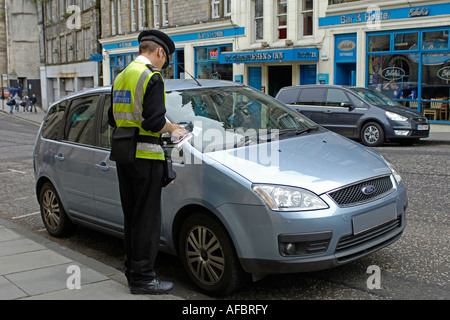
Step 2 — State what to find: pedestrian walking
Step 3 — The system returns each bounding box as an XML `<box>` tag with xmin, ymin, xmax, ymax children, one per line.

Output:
<box><xmin>108</xmin><ymin>29</ymin><xmax>186</xmax><ymax>295</ymax></box>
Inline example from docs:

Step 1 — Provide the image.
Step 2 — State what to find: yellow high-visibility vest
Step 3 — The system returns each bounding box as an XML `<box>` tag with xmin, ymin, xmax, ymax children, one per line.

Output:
<box><xmin>113</xmin><ymin>61</ymin><xmax>165</xmax><ymax>160</ymax></box>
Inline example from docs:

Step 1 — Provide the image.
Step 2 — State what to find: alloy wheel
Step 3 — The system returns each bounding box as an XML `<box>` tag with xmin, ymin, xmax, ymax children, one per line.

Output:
<box><xmin>185</xmin><ymin>225</ymin><xmax>225</xmax><ymax>285</ymax></box>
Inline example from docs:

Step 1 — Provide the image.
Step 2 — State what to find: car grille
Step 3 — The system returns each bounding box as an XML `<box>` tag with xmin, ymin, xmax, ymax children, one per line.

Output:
<box><xmin>327</xmin><ymin>176</ymin><xmax>394</xmax><ymax>207</ymax></box>
<box><xmin>335</xmin><ymin>216</ymin><xmax>402</xmax><ymax>262</ymax></box>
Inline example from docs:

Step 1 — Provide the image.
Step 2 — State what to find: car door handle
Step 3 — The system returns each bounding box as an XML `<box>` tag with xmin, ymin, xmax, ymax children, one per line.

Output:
<box><xmin>54</xmin><ymin>154</ymin><xmax>65</xmax><ymax>162</ymax></box>
<box><xmin>96</xmin><ymin>162</ymin><xmax>110</xmax><ymax>172</ymax></box>
<box><xmin>324</xmin><ymin>110</ymin><xmax>332</xmax><ymax>114</ymax></box>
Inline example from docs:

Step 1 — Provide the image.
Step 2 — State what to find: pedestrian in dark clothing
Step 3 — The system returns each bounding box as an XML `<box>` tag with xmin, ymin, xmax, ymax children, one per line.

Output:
<box><xmin>30</xmin><ymin>94</ymin><xmax>37</xmax><ymax>113</ymax></box>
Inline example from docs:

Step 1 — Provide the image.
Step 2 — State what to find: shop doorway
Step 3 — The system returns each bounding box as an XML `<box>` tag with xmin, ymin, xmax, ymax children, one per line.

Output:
<box><xmin>335</xmin><ymin>62</ymin><xmax>356</xmax><ymax>86</ymax></box>
<box><xmin>269</xmin><ymin>66</ymin><xmax>292</xmax><ymax>97</ymax></box>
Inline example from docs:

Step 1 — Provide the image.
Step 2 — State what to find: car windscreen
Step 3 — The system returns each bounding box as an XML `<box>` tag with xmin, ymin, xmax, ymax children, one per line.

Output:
<box><xmin>349</xmin><ymin>87</ymin><xmax>402</xmax><ymax>107</ymax></box>
<box><xmin>165</xmin><ymin>86</ymin><xmax>317</xmax><ymax>152</ymax></box>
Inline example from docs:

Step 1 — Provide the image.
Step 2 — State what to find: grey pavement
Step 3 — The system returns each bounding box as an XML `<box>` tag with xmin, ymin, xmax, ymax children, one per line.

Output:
<box><xmin>0</xmin><ymin>105</ymin><xmax>448</xmax><ymax>301</ymax></box>
<box><xmin>0</xmin><ymin>217</ymin><xmax>182</xmax><ymax>300</ymax></box>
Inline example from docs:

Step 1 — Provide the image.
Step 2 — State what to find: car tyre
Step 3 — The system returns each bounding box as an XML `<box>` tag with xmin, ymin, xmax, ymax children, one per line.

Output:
<box><xmin>39</xmin><ymin>182</ymin><xmax>77</xmax><ymax>237</ymax></box>
<box><xmin>179</xmin><ymin>212</ymin><xmax>248</xmax><ymax>296</ymax></box>
<box><xmin>361</xmin><ymin>122</ymin><xmax>385</xmax><ymax>146</ymax></box>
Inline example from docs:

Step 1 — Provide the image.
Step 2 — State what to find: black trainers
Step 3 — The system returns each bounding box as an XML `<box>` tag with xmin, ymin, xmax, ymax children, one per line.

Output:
<box><xmin>129</xmin><ymin>278</ymin><xmax>174</xmax><ymax>295</ymax></box>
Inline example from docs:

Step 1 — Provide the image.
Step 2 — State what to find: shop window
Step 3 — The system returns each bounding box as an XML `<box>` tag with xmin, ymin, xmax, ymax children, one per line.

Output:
<box><xmin>195</xmin><ymin>45</ymin><xmax>233</xmax><ymax>81</ymax></box>
<box><xmin>422</xmin><ymin>31</ymin><xmax>449</xmax><ymax>50</ymax></box>
<box><xmin>421</xmin><ymin>54</ymin><xmax>450</xmax><ymax>120</ymax></box>
<box><xmin>368</xmin><ymin>35</ymin><xmax>390</xmax><ymax>52</ymax></box>
<box><xmin>394</xmin><ymin>32</ymin><xmax>418</xmax><ymax>51</ymax></box>
<box><xmin>368</xmin><ymin>54</ymin><xmax>418</xmax><ymax>106</ymax></box>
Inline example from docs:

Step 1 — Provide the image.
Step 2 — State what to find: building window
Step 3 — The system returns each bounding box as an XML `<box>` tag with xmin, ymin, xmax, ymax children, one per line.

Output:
<box><xmin>84</xmin><ymin>28</ymin><xmax>91</xmax><ymax>60</ymax></box>
<box><xmin>138</xmin><ymin>0</ymin><xmax>145</xmax><ymax>30</ymax></box>
<box><xmin>52</xmin><ymin>38</ymin><xmax>59</xmax><ymax>64</ymax></box>
<box><xmin>277</xmin><ymin>0</ymin><xmax>287</xmax><ymax>40</ymax></box>
<box><xmin>212</xmin><ymin>0</ymin><xmax>220</xmax><ymax>19</ymax></box>
<box><xmin>163</xmin><ymin>0</ymin><xmax>169</xmax><ymax>27</ymax></box>
<box><xmin>67</xmin><ymin>33</ymin><xmax>74</xmax><ymax>61</ymax></box>
<box><xmin>76</xmin><ymin>30</ymin><xmax>83</xmax><ymax>60</ymax></box>
<box><xmin>60</xmin><ymin>35</ymin><xmax>67</xmax><ymax>63</ymax></box>
<box><xmin>117</xmin><ymin>0</ymin><xmax>122</xmax><ymax>34</ymax></box>
<box><xmin>153</xmin><ymin>0</ymin><xmax>160</xmax><ymax>28</ymax></box>
<box><xmin>224</xmin><ymin>0</ymin><xmax>231</xmax><ymax>16</ymax></box>
<box><xmin>131</xmin><ymin>0</ymin><xmax>137</xmax><ymax>31</ymax></box>
<box><xmin>301</xmin><ymin>0</ymin><xmax>313</xmax><ymax>37</ymax></box>
<box><xmin>254</xmin><ymin>0</ymin><xmax>264</xmax><ymax>41</ymax></box>
<box><xmin>111</xmin><ymin>1</ymin><xmax>116</xmax><ymax>35</ymax></box>
<box><xmin>47</xmin><ymin>39</ymin><xmax>52</xmax><ymax>64</ymax></box>
<box><xmin>131</xmin><ymin>0</ymin><xmax>145</xmax><ymax>31</ymax></box>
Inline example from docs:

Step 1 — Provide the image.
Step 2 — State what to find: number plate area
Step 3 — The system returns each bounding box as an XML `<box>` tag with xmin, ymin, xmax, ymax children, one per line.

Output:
<box><xmin>352</xmin><ymin>202</ymin><xmax>397</xmax><ymax>235</ymax></box>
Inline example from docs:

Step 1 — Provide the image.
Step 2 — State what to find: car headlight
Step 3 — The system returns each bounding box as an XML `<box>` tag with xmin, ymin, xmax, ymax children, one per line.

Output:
<box><xmin>386</xmin><ymin>111</ymin><xmax>408</xmax><ymax>122</ymax></box>
<box><xmin>381</xmin><ymin>156</ymin><xmax>403</xmax><ymax>185</ymax></box>
<box><xmin>252</xmin><ymin>184</ymin><xmax>329</xmax><ymax>211</ymax></box>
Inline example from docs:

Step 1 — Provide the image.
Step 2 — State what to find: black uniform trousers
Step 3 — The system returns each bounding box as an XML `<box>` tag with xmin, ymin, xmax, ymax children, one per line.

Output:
<box><xmin>116</xmin><ymin>158</ymin><xmax>164</xmax><ymax>285</ymax></box>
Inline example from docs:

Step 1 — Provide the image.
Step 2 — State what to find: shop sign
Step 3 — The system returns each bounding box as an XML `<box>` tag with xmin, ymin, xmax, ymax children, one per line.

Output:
<box><xmin>319</xmin><ymin>3</ymin><xmax>450</xmax><ymax>27</ymax></box>
<box><xmin>209</xmin><ymin>48</ymin><xmax>219</xmax><ymax>60</ymax></box>
<box><xmin>380</xmin><ymin>67</ymin><xmax>405</xmax><ymax>81</ymax></box>
<box><xmin>90</xmin><ymin>53</ymin><xmax>104</xmax><ymax>62</ymax></box>
<box><xmin>335</xmin><ymin>35</ymin><xmax>357</xmax><ymax>63</ymax></box>
<box><xmin>220</xmin><ymin>48</ymin><xmax>318</xmax><ymax>64</ymax></box>
<box><xmin>437</xmin><ymin>66</ymin><xmax>450</xmax><ymax>81</ymax></box>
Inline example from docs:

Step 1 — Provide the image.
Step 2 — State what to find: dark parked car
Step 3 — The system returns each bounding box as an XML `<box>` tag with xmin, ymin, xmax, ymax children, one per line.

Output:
<box><xmin>276</xmin><ymin>85</ymin><xmax>430</xmax><ymax>146</ymax></box>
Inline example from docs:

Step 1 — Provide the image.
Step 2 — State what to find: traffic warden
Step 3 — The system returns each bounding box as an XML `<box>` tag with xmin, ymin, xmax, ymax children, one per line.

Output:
<box><xmin>108</xmin><ymin>30</ymin><xmax>186</xmax><ymax>295</ymax></box>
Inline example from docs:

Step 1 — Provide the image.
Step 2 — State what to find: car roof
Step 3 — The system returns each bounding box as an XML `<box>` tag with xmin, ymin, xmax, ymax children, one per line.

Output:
<box><xmin>279</xmin><ymin>84</ymin><xmax>360</xmax><ymax>91</ymax></box>
<box><xmin>49</xmin><ymin>79</ymin><xmax>244</xmax><ymax>108</ymax></box>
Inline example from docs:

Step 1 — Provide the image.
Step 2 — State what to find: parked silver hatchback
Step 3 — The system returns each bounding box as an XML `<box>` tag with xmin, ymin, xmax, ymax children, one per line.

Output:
<box><xmin>34</xmin><ymin>80</ymin><xmax>407</xmax><ymax>295</ymax></box>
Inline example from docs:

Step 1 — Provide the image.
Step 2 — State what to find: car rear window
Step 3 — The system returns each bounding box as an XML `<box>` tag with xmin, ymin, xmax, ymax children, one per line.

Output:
<box><xmin>277</xmin><ymin>88</ymin><xmax>300</xmax><ymax>104</ymax></box>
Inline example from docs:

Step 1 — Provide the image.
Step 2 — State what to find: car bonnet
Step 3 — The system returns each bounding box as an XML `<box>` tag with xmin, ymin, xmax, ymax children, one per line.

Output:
<box><xmin>204</xmin><ymin>131</ymin><xmax>391</xmax><ymax>195</ymax></box>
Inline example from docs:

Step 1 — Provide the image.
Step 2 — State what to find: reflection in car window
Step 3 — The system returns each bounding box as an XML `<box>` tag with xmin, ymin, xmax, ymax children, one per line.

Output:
<box><xmin>42</xmin><ymin>100</ymin><xmax>68</xmax><ymax>140</ymax></box>
<box><xmin>326</xmin><ymin>89</ymin><xmax>350</xmax><ymax>107</ymax></box>
<box><xmin>165</xmin><ymin>86</ymin><xmax>316</xmax><ymax>151</ymax></box>
<box><xmin>350</xmin><ymin>88</ymin><xmax>401</xmax><ymax>107</ymax></box>
<box><xmin>65</xmin><ymin>96</ymin><xmax>99</xmax><ymax>145</ymax></box>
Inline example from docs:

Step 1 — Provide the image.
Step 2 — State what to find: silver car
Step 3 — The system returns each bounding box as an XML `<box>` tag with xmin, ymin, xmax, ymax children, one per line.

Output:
<box><xmin>33</xmin><ymin>80</ymin><xmax>407</xmax><ymax>295</ymax></box>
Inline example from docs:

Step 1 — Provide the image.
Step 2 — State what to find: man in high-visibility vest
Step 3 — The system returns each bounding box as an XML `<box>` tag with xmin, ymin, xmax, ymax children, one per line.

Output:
<box><xmin>108</xmin><ymin>30</ymin><xmax>185</xmax><ymax>295</ymax></box>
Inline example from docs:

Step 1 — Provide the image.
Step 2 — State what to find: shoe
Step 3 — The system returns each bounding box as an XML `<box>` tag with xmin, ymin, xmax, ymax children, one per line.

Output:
<box><xmin>129</xmin><ymin>278</ymin><xmax>174</xmax><ymax>295</ymax></box>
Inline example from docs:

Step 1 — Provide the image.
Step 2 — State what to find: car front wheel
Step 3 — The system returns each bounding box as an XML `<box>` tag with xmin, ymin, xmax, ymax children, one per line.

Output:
<box><xmin>361</xmin><ymin>122</ymin><xmax>385</xmax><ymax>146</ymax></box>
<box><xmin>179</xmin><ymin>212</ymin><xmax>248</xmax><ymax>296</ymax></box>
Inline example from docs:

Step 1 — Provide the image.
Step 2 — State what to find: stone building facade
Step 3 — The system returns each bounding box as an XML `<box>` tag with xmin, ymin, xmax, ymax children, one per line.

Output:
<box><xmin>1</xmin><ymin>0</ymin><xmax>41</xmax><ymax>101</ymax></box>
<box><xmin>39</xmin><ymin>0</ymin><xmax>101</xmax><ymax>109</ymax></box>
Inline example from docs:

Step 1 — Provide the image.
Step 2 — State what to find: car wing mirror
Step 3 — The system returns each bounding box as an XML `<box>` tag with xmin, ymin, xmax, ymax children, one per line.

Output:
<box><xmin>341</xmin><ymin>102</ymin><xmax>355</xmax><ymax>111</ymax></box>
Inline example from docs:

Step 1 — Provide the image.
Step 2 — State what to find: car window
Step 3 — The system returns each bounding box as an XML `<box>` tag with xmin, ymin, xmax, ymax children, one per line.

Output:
<box><xmin>276</xmin><ymin>88</ymin><xmax>300</xmax><ymax>104</ymax></box>
<box><xmin>64</xmin><ymin>95</ymin><xmax>99</xmax><ymax>145</ymax></box>
<box><xmin>99</xmin><ymin>95</ymin><xmax>113</xmax><ymax>149</ymax></box>
<box><xmin>165</xmin><ymin>86</ymin><xmax>316</xmax><ymax>152</ymax></box>
<box><xmin>296</xmin><ymin>88</ymin><xmax>326</xmax><ymax>106</ymax></box>
<box><xmin>41</xmin><ymin>100</ymin><xmax>69</xmax><ymax>140</ymax></box>
<box><xmin>326</xmin><ymin>89</ymin><xmax>351</xmax><ymax>107</ymax></box>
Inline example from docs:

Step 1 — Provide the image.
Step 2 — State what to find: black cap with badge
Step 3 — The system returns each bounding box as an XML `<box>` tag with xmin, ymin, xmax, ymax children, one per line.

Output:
<box><xmin>138</xmin><ymin>30</ymin><xmax>175</xmax><ymax>69</ymax></box>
